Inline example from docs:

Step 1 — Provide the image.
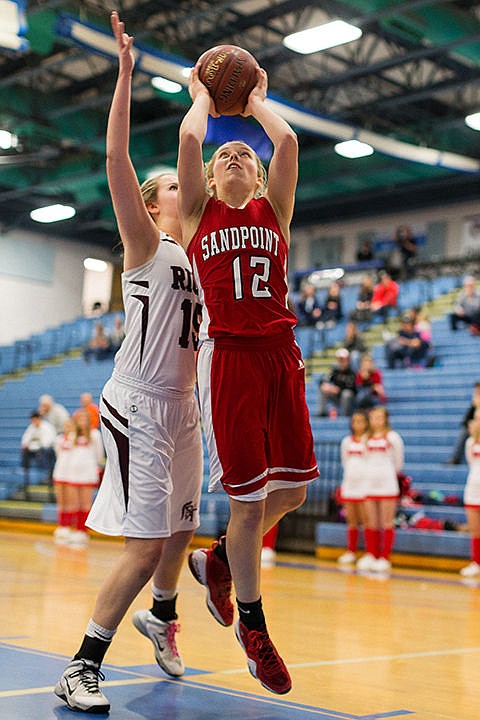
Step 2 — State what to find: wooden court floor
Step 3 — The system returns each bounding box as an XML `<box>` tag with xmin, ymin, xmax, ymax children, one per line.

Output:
<box><xmin>1</xmin><ymin>527</ymin><xmax>479</xmax><ymax>720</ymax></box>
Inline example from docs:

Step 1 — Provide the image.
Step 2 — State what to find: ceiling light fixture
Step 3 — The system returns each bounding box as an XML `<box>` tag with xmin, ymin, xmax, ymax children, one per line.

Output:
<box><xmin>283</xmin><ymin>20</ymin><xmax>362</xmax><ymax>55</ymax></box>
<box><xmin>0</xmin><ymin>129</ymin><xmax>18</xmax><ymax>150</ymax></box>
<box><xmin>83</xmin><ymin>257</ymin><xmax>108</xmax><ymax>272</ymax></box>
<box><xmin>151</xmin><ymin>76</ymin><xmax>182</xmax><ymax>94</ymax></box>
<box><xmin>334</xmin><ymin>139</ymin><xmax>374</xmax><ymax>158</ymax></box>
<box><xmin>30</xmin><ymin>204</ymin><xmax>76</xmax><ymax>223</ymax></box>
<box><xmin>465</xmin><ymin>112</ymin><xmax>480</xmax><ymax>131</ymax></box>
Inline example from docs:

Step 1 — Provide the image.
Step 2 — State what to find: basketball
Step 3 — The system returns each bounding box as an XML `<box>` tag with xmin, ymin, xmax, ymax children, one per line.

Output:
<box><xmin>197</xmin><ymin>45</ymin><xmax>258</xmax><ymax>116</ymax></box>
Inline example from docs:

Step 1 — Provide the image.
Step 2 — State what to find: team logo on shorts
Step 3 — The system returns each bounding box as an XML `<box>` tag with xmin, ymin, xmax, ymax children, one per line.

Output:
<box><xmin>130</xmin><ymin>405</ymin><xmax>138</xmax><ymax>413</ymax></box>
<box><xmin>181</xmin><ymin>501</ymin><xmax>197</xmax><ymax>522</ymax></box>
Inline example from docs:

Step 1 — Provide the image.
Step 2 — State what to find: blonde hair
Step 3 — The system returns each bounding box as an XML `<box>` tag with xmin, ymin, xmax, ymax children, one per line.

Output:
<box><xmin>205</xmin><ymin>141</ymin><xmax>267</xmax><ymax>198</ymax></box>
<box><xmin>368</xmin><ymin>405</ymin><xmax>391</xmax><ymax>434</ymax></box>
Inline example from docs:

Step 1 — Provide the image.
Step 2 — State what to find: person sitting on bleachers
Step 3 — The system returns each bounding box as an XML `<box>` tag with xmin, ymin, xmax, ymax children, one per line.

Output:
<box><xmin>350</xmin><ymin>275</ymin><xmax>374</xmax><ymax>325</ymax></box>
<box><xmin>108</xmin><ymin>315</ymin><xmax>126</xmax><ymax>355</ymax></box>
<box><xmin>371</xmin><ymin>271</ymin><xmax>399</xmax><ymax>323</ymax></box>
<box><xmin>83</xmin><ymin>321</ymin><xmax>111</xmax><ymax>362</ymax></box>
<box><xmin>444</xmin><ymin>382</ymin><xmax>480</xmax><ymax>465</ymax></box>
<box><xmin>296</xmin><ymin>283</ymin><xmax>322</xmax><ymax>327</ymax></box>
<box><xmin>356</xmin><ymin>239</ymin><xmax>374</xmax><ymax>263</ymax></box>
<box><xmin>316</xmin><ymin>281</ymin><xmax>343</xmax><ymax>329</ymax></box>
<box><xmin>73</xmin><ymin>392</ymin><xmax>100</xmax><ymax>430</ymax></box>
<box><xmin>384</xmin><ymin>314</ymin><xmax>429</xmax><ymax>369</ymax></box>
<box><xmin>342</xmin><ymin>321</ymin><xmax>367</xmax><ymax>372</ymax></box>
<box><xmin>317</xmin><ymin>348</ymin><xmax>356</xmax><ymax>418</ymax></box>
<box><xmin>20</xmin><ymin>411</ymin><xmax>57</xmax><ymax>487</ymax></box>
<box><xmin>38</xmin><ymin>394</ymin><xmax>70</xmax><ymax>435</ymax></box>
<box><xmin>450</xmin><ymin>276</ymin><xmax>480</xmax><ymax>333</ymax></box>
<box><xmin>355</xmin><ymin>354</ymin><xmax>387</xmax><ymax>409</ymax></box>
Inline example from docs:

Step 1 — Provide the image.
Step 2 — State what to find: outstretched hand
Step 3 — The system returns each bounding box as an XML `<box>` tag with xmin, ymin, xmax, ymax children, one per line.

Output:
<box><xmin>111</xmin><ymin>11</ymin><xmax>135</xmax><ymax>73</ymax></box>
<box><xmin>241</xmin><ymin>66</ymin><xmax>267</xmax><ymax>117</ymax></box>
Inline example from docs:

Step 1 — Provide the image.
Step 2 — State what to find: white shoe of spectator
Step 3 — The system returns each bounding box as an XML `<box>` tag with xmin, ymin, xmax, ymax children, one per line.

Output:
<box><xmin>53</xmin><ymin>526</ymin><xmax>72</xmax><ymax>545</ymax></box>
<box><xmin>337</xmin><ymin>551</ymin><xmax>356</xmax><ymax>565</ymax></box>
<box><xmin>69</xmin><ymin>530</ymin><xmax>89</xmax><ymax>548</ymax></box>
<box><xmin>261</xmin><ymin>547</ymin><xmax>277</xmax><ymax>566</ymax></box>
<box><xmin>356</xmin><ymin>553</ymin><xmax>375</xmax><ymax>571</ymax></box>
<box><xmin>372</xmin><ymin>557</ymin><xmax>392</xmax><ymax>573</ymax></box>
<box><xmin>460</xmin><ymin>561</ymin><xmax>480</xmax><ymax>577</ymax></box>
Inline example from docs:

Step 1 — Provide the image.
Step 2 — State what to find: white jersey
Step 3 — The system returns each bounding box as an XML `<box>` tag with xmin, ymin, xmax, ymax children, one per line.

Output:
<box><xmin>464</xmin><ymin>438</ymin><xmax>480</xmax><ymax>507</ymax></box>
<box><xmin>114</xmin><ymin>232</ymin><xmax>201</xmax><ymax>393</ymax></box>
<box><xmin>365</xmin><ymin>431</ymin><xmax>404</xmax><ymax>498</ymax></box>
<box><xmin>340</xmin><ymin>435</ymin><xmax>367</xmax><ymax>501</ymax></box>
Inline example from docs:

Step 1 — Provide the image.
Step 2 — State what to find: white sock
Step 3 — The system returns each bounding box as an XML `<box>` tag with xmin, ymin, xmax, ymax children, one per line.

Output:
<box><xmin>151</xmin><ymin>584</ymin><xmax>177</xmax><ymax>602</ymax></box>
<box><xmin>86</xmin><ymin>618</ymin><xmax>116</xmax><ymax>642</ymax></box>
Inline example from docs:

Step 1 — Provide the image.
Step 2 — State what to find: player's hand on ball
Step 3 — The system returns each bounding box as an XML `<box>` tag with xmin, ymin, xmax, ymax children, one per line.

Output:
<box><xmin>241</xmin><ymin>67</ymin><xmax>267</xmax><ymax>117</ymax></box>
<box><xmin>189</xmin><ymin>66</ymin><xmax>220</xmax><ymax>117</ymax></box>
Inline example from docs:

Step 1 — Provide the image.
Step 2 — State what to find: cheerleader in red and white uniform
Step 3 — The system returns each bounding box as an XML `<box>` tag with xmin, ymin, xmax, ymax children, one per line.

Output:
<box><xmin>53</xmin><ymin>417</ymin><xmax>75</xmax><ymax>544</ymax></box>
<box><xmin>357</xmin><ymin>406</ymin><xmax>404</xmax><ymax>573</ymax></box>
<box><xmin>460</xmin><ymin>412</ymin><xmax>480</xmax><ymax>577</ymax></box>
<box><xmin>64</xmin><ymin>409</ymin><xmax>104</xmax><ymax>547</ymax></box>
<box><xmin>338</xmin><ymin>411</ymin><xmax>369</xmax><ymax>564</ymax></box>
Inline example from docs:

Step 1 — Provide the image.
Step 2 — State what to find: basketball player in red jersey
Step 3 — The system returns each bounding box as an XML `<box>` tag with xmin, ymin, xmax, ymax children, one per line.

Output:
<box><xmin>178</xmin><ymin>64</ymin><xmax>318</xmax><ymax>694</ymax></box>
<box><xmin>54</xmin><ymin>13</ymin><xmax>203</xmax><ymax>713</ymax></box>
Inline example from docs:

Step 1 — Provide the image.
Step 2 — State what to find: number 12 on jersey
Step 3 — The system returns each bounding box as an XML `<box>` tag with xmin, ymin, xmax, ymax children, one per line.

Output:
<box><xmin>232</xmin><ymin>255</ymin><xmax>272</xmax><ymax>300</ymax></box>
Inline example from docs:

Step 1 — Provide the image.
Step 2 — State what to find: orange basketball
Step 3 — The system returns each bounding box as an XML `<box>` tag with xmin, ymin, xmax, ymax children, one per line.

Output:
<box><xmin>197</xmin><ymin>44</ymin><xmax>258</xmax><ymax>116</ymax></box>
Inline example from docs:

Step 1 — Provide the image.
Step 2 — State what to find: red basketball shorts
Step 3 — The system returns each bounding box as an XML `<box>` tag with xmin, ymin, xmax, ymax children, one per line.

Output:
<box><xmin>197</xmin><ymin>330</ymin><xmax>318</xmax><ymax>500</ymax></box>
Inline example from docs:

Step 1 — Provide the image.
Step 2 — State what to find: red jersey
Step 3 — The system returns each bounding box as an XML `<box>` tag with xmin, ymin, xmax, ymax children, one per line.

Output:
<box><xmin>187</xmin><ymin>196</ymin><xmax>297</xmax><ymax>339</ymax></box>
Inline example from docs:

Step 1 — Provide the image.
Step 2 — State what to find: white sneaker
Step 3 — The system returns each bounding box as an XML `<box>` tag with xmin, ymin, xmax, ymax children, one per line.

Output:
<box><xmin>372</xmin><ymin>557</ymin><xmax>392</xmax><ymax>573</ymax></box>
<box><xmin>261</xmin><ymin>547</ymin><xmax>277</xmax><ymax>566</ymax></box>
<box><xmin>132</xmin><ymin>609</ymin><xmax>184</xmax><ymax>677</ymax></box>
<box><xmin>460</xmin><ymin>561</ymin><xmax>480</xmax><ymax>577</ymax></box>
<box><xmin>53</xmin><ymin>526</ymin><xmax>72</xmax><ymax>545</ymax></box>
<box><xmin>356</xmin><ymin>553</ymin><xmax>375</xmax><ymax>571</ymax></box>
<box><xmin>337</xmin><ymin>551</ymin><xmax>356</xmax><ymax>565</ymax></box>
<box><xmin>54</xmin><ymin>658</ymin><xmax>110</xmax><ymax>713</ymax></box>
<box><xmin>68</xmin><ymin>530</ymin><xmax>89</xmax><ymax>548</ymax></box>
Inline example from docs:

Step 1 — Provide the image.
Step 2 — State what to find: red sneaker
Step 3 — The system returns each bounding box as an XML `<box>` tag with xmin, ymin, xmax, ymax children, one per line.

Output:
<box><xmin>235</xmin><ymin>619</ymin><xmax>292</xmax><ymax>694</ymax></box>
<box><xmin>188</xmin><ymin>541</ymin><xmax>234</xmax><ymax>626</ymax></box>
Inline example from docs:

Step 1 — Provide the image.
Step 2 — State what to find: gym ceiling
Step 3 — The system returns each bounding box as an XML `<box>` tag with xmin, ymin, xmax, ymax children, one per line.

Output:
<box><xmin>2</xmin><ymin>0</ymin><xmax>480</xmax><ymax>250</ymax></box>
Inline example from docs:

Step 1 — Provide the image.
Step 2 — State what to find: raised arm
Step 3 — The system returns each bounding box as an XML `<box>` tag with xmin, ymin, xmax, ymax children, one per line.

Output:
<box><xmin>177</xmin><ymin>67</ymin><xmax>216</xmax><ymax>245</ymax></box>
<box><xmin>243</xmin><ymin>69</ymin><xmax>298</xmax><ymax>243</ymax></box>
<box><xmin>106</xmin><ymin>11</ymin><xmax>159</xmax><ymax>270</ymax></box>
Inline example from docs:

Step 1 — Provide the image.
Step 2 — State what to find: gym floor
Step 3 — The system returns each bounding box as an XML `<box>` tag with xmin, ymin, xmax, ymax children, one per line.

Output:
<box><xmin>1</xmin><ymin>527</ymin><xmax>479</xmax><ymax>719</ymax></box>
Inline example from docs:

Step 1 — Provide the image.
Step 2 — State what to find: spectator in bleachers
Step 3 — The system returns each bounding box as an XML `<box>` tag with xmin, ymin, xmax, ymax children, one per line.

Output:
<box><xmin>371</xmin><ymin>271</ymin><xmax>399</xmax><ymax>323</ymax></box>
<box><xmin>317</xmin><ymin>348</ymin><xmax>356</xmax><ymax>418</ymax></box>
<box><xmin>384</xmin><ymin>314</ymin><xmax>429</xmax><ymax>369</ymax></box>
<box><xmin>391</xmin><ymin>225</ymin><xmax>417</xmax><ymax>279</ymax></box>
<box><xmin>350</xmin><ymin>275</ymin><xmax>374</xmax><ymax>325</ymax></box>
<box><xmin>356</xmin><ymin>239</ymin><xmax>374</xmax><ymax>263</ymax></box>
<box><xmin>460</xmin><ymin>411</ymin><xmax>480</xmax><ymax>577</ymax></box>
<box><xmin>74</xmin><ymin>392</ymin><xmax>100</xmax><ymax>430</ymax></box>
<box><xmin>296</xmin><ymin>283</ymin><xmax>322</xmax><ymax>327</ymax></box>
<box><xmin>108</xmin><ymin>315</ymin><xmax>126</xmax><ymax>355</ymax></box>
<box><xmin>38</xmin><ymin>394</ymin><xmax>70</xmax><ymax>434</ymax></box>
<box><xmin>316</xmin><ymin>281</ymin><xmax>343</xmax><ymax>329</ymax></box>
<box><xmin>342</xmin><ymin>321</ymin><xmax>367</xmax><ymax>372</ymax></box>
<box><xmin>20</xmin><ymin>411</ymin><xmax>57</xmax><ymax>486</ymax></box>
<box><xmin>450</xmin><ymin>276</ymin><xmax>480</xmax><ymax>333</ymax></box>
<box><xmin>444</xmin><ymin>382</ymin><xmax>480</xmax><ymax>465</ymax></box>
<box><xmin>355</xmin><ymin>354</ymin><xmax>387</xmax><ymax>410</ymax></box>
<box><xmin>337</xmin><ymin>410</ymin><xmax>369</xmax><ymax>565</ymax></box>
<box><xmin>357</xmin><ymin>406</ymin><xmax>404</xmax><ymax>573</ymax></box>
<box><xmin>83</xmin><ymin>321</ymin><xmax>111</xmax><ymax>362</ymax></box>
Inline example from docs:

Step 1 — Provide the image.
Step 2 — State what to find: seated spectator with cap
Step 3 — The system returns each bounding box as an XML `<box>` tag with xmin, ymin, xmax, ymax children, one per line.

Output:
<box><xmin>38</xmin><ymin>394</ymin><xmax>70</xmax><ymax>435</ymax></box>
<box><xmin>384</xmin><ymin>314</ymin><xmax>429</xmax><ymax>369</ymax></box>
<box><xmin>317</xmin><ymin>348</ymin><xmax>356</xmax><ymax>418</ymax></box>
<box><xmin>371</xmin><ymin>271</ymin><xmax>399</xmax><ymax>323</ymax></box>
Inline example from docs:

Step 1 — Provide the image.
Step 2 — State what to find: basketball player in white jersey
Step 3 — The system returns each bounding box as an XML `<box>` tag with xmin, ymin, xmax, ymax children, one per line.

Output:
<box><xmin>54</xmin><ymin>13</ymin><xmax>203</xmax><ymax>713</ymax></box>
